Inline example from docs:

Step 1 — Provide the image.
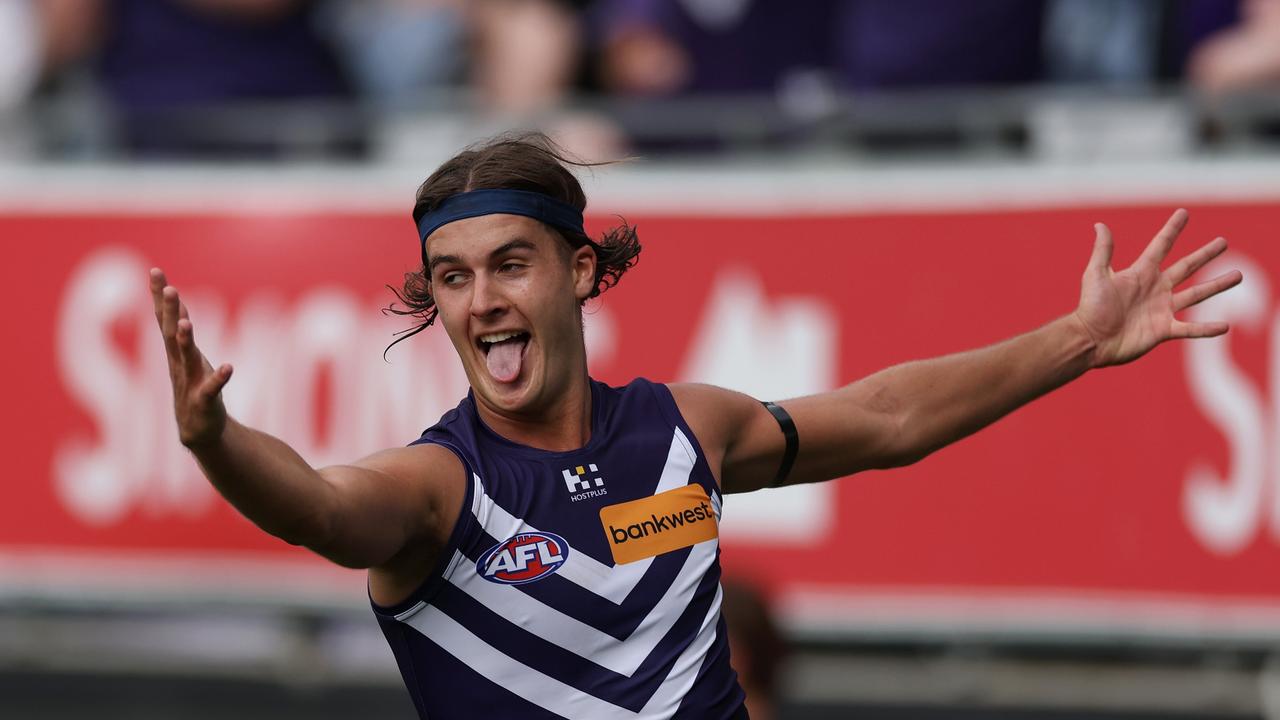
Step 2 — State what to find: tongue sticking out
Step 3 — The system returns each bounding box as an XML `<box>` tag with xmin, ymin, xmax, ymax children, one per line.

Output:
<box><xmin>485</xmin><ymin>337</ymin><xmax>527</xmax><ymax>383</ymax></box>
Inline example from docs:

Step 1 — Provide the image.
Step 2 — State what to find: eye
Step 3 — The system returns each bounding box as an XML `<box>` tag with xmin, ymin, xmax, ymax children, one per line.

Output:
<box><xmin>441</xmin><ymin>271</ymin><xmax>467</xmax><ymax>286</ymax></box>
<box><xmin>498</xmin><ymin>261</ymin><xmax>526</xmax><ymax>274</ymax></box>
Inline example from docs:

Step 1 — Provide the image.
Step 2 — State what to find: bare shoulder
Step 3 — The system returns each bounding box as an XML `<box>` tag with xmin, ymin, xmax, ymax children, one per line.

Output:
<box><xmin>335</xmin><ymin>443</ymin><xmax>468</xmax><ymax>608</ymax></box>
<box><xmin>667</xmin><ymin>383</ymin><xmax>769</xmax><ymax>489</ymax></box>
<box><xmin>318</xmin><ymin>442</ymin><xmax>464</xmax><ymax>514</ymax></box>
<box><xmin>346</xmin><ymin>442</ymin><xmax>464</xmax><ymax>482</ymax></box>
<box><xmin>338</xmin><ymin>442</ymin><xmax>467</xmax><ymax>543</ymax></box>
<box><xmin>667</xmin><ymin>382</ymin><xmax>761</xmax><ymax>438</ymax></box>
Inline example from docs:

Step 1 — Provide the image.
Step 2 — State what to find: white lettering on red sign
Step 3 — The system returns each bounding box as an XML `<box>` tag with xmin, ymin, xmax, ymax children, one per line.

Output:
<box><xmin>1183</xmin><ymin>252</ymin><xmax>1279</xmax><ymax>555</ymax></box>
<box><xmin>53</xmin><ymin>249</ymin><xmax>475</xmax><ymax>525</ymax></box>
<box><xmin>52</xmin><ymin>248</ymin><xmax>622</xmax><ymax>527</ymax></box>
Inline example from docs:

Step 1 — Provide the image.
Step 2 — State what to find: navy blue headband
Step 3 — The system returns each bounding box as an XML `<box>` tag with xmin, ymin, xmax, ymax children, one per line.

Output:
<box><xmin>417</xmin><ymin>189</ymin><xmax>586</xmax><ymax>263</ymax></box>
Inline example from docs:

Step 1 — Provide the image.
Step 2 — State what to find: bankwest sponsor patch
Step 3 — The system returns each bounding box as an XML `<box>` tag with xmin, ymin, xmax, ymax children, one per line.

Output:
<box><xmin>599</xmin><ymin>484</ymin><xmax>717</xmax><ymax>565</ymax></box>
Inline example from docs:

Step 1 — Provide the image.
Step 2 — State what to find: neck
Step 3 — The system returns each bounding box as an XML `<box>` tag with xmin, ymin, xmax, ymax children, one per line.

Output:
<box><xmin>474</xmin><ymin>373</ymin><xmax>593</xmax><ymax>452</ymax></box>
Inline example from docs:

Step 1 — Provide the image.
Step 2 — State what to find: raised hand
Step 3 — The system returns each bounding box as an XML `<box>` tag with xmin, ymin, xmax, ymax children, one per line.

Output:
<box><xmin>1074</xmin><ymin>209</ymin><xmax>1243</xmax><ymax>368</ymax></box>
<box><xmin>150</xmin><ymin>268</ymin><xmax>234</xmax><ymax>449</ymax></box>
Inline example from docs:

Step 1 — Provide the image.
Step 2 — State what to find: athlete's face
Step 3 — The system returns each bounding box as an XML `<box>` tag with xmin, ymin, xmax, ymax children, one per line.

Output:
<box><xmin>426</xmin><ymin>213</ymin><xmax>596</xmax><ymax>417</ymax></box>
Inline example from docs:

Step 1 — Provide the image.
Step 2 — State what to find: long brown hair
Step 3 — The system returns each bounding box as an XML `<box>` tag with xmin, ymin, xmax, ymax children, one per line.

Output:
<box><xmin>384</xmin><ymin>132</ymin><xmax>641</xmax><ymax>353</ymax></box>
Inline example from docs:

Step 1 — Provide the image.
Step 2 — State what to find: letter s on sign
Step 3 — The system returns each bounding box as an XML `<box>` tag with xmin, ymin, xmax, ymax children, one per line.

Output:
<box><xmin>1182</xmin><ymin>252</ymin><xmax>1274</xmax><ymax>555</ymax></box>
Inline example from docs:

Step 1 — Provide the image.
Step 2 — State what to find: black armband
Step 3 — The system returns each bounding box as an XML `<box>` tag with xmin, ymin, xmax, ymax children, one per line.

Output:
<box><xmin>761</xmin><ymin>401</ymin><xmax>798</xmax><ymax>488</ymax></box>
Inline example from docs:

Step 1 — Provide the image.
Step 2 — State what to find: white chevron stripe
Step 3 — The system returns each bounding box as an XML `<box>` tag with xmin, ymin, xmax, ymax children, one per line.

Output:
<box><xmin>658</xmin><ymin>427</ymin><xmax>699</xmax><ymax>494</ymax></box>
<box><xmin>447</xmin><ymin>535</ymin><xmax>717</xmax><ymax>676</ymax></box>
<box><xmin>469</xmin><ymin>428</ymin><xmax>697</xmax><ymax>605</ymax></box>
<box><xmin>638</xmin><ymin>582</ymin><xmax>724</xmax><ymax>717</ymax></box>
<box><xmin>391</xmin><ymin>427</ymin><xmax>704</xmax><ymax>622</ymax></box>
<box><xmin>403</xmin><ymin>583</ymin><xmax>724</xmax><ymax>719</ymax></box>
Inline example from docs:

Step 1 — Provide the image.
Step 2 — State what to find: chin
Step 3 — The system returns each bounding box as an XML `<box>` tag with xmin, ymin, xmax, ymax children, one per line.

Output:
<box><xmin>475</xmin><ymin>363</ymin><xmax>543</xmax><ymax>412</ymax></box>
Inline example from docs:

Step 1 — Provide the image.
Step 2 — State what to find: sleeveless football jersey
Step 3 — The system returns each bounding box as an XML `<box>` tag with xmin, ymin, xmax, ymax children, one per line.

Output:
<box><xmin>371</xmin><ymin>378</ymin><xmax>747</xmax><ymax>719</ymax></box>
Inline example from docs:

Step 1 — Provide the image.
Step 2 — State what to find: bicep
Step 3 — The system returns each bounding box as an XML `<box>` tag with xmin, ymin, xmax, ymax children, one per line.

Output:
<box><xmin>677</xmin><ymin>378</ymin><xmax>904</xmax><ymax>495</ymax></box>
<box><xmin>772</xmin><ymin>382</ymin><xmax>905</xmax><ymax>485</ymax></box>
<box><xmin>670</xmin><ymin>383</ymin><xmax>791</xmax><ymax>494</ymax></box>
<box><xmin>312</xmin><ymin>444</ymin><xmax>463</xmax><ymax>569</ymax></box>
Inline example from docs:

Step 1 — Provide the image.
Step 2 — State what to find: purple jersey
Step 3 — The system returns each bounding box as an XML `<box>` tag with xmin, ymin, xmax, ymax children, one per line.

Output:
<box><xmin>372</xmin><ymin>378</ymin><xmax>745</xmax><ymax>719</ymax></box>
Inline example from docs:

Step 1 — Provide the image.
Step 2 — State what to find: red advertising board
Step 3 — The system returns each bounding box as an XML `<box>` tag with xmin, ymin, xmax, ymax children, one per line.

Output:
<box><xmin>4</xmin><ymin>199</ymin><xmax>1278</xmax><ymax>637</ymax></box>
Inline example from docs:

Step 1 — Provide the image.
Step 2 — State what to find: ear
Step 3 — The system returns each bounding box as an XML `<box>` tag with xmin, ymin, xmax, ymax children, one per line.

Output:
<box><xmin>570</xmin><ymin>244</ymin><xmax>598</xmax><ymax>301</ymax></box>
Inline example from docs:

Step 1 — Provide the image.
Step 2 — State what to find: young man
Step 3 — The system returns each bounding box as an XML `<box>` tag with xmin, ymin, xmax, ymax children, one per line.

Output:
<box><xmin>150</xmin><ymin>135</ymin><xmax>1242</xmax><ymax>719</ymax></box>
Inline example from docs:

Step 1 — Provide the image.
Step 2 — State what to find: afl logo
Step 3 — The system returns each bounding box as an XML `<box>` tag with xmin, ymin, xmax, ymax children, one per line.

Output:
<box><xmin>477</xmin><ymin>532</ymin><xmax>570</xmax><ymax>585</ymax></box>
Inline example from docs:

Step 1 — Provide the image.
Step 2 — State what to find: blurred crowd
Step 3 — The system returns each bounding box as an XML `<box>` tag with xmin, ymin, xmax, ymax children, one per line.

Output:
<box><xmin>3</xmin><ymin>0</ymin><xmax>1280</xmax><ymax>160</ymax></box>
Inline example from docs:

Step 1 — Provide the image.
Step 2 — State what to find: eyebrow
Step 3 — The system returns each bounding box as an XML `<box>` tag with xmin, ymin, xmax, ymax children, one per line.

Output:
<box><xmin>427</xmin><ymin>253</ymin><xmax>461</xmax><ymax>275</ymax></box>
<box><xmin>427</xmin><ymin>239</ymin><xmax>538</xmax><ymax>276</ymax></box>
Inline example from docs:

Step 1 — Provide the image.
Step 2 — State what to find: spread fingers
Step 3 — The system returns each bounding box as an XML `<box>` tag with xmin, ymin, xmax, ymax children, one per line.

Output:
<box><xmin>175</xmin><ymin>317</ymin><xmax>206</xmax><ymax>378</ymax></box>
<box><xmin>1138</xmin><ymin>208</ymin><xmax>1189</xmax><ymax>267</ymax></box>
<box><xmin>1173</xmin><ymin>270</ymin><xmax>1244</xmax><ymax>311</ymax></box>
<box><xmin>1166</xmin><ymin>237</ymin><xmax>1228</xmax><ymax>286</ymax></box>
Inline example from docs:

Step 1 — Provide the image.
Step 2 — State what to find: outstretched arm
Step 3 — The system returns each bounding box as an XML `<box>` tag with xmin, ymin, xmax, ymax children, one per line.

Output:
<box><xmin>149</xmin><ymin>268</ymin><xmax>461</xmax><ymax>570</ymax></box>
<box><xmin>674</xmin><ymin>210</ymin><xmax>1243</xmax><ymax>493</ymax></box>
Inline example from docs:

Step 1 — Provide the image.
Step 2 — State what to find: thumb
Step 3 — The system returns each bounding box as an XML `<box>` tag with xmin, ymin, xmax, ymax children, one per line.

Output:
<box><xmin>1088</xmin><ymin>223</ymin><xmax>1113</xmax><ymax>274</ymax></box>
<box><xmin>198</xmin><ymin>363</ymin><xmax>234</xmax><ymax>402</ymax></box>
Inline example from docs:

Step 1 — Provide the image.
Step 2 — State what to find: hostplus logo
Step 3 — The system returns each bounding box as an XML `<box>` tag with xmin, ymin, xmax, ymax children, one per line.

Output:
<box><xmin>563</xmin><ymin>464</ymin><xmax>607</xmax><ymax>503</ymax></box>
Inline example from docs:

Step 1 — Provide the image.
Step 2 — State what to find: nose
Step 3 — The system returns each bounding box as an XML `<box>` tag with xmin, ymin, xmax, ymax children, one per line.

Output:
<box><xmin>469</xmin><ymin>272</ymin><xmax>507</xmax><ymax>319</ymax></box>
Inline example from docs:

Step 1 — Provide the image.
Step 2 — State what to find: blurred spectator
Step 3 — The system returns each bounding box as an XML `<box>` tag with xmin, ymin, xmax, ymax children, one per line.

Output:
<box><xmin>2</xmin><ymin>0</ymin><xmax>102</xmax><ymax>108</ymax></box>
<box><xmin>593</xmin><ymin>0</ymin><xmax>1050</xmax><ymax>153</ymax></box>
<box><xmin>1187</xmin><ymin>0</ymin><xmax>1280</xmax><ymax>95</ymax></box>
<box><xmin>597</xmin><ymin>0</ymin><xmax>1050</xmax><ymax>97</ymax></box>
<box><xmin>1043</xmin><ymin>0</ymin><xmax>1164</xmax><ymax>85</ymax></box>
<box><xmin>17</xmin><ymin>0</ymin><xmax>1268</xmax><ymax>161</ymax></box>
<box><xmin>721</xmin><ymin>578</ymin><xmax>787</xmax><ymax>720</ymax></box>
<box><xmin>593</xmin><ymin>0</ymin><xmax>838</xmax><ymax>152</ymax></box>
<box><xmin>37</xmin><ymin>0</ymin><xmax>362</xmax><ymax>158</ymax></box>
<box><xmin>1164</xmin><ymin>0</ymin><xmax>1242</xmax><ymax>81</ymax></box>
<box><xmin>833</xmin><ymin>0</ymin><xmax>1045</xmax><ymax>89</ymax></box>
<box><xmin>474</xmin><ymin>0</ymin><xmax>582</xmax><ymax>115</ymax></box>
<box><xmin>322</xmin><ymin>0</ymin><xmax>467</xmax><ymax>111</ymax></box>
<box><xmin>0</xmin><ymin>1</ymin><xmax>41</xmax><ymax>110</ymax></box>
<box><xmin>1038</xmin><ymin>0</ymin><xmax>1242</xmax><ymax>87</ymax></box>
<box><xmin>471</xmin><ymin>0</ymin><xmax>625</xmax><ymax>161</ymax></box>
<box><xmin>597</xmin><ymin>0</ymin><xmax>836</xmax><ymax>97</ymax></box>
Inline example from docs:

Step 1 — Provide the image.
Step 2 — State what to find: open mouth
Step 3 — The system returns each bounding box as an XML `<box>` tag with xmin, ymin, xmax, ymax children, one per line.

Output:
<box><xmin>478</xmin><ymin>331</ymin><xmax>530</xmax><ymax>384</ymax></box>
